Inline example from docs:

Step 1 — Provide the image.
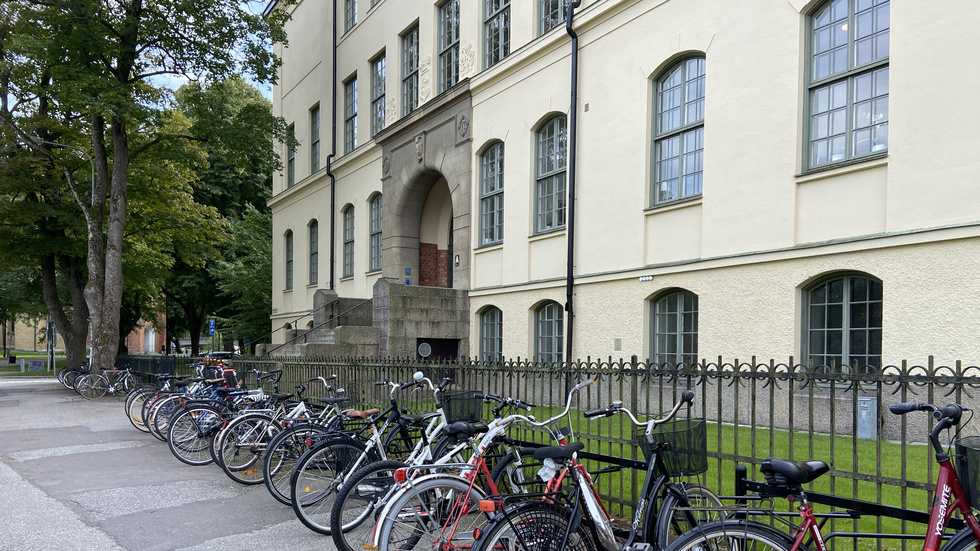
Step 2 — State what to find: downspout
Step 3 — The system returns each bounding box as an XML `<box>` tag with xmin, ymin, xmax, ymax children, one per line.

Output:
<box><xmin>564</xmin><ymin>1</ymin><xmax>582</xmax><ymax>363</ymax></box>
<box><xmin>327</xmin><ymin>0</ymin><xmax>339</xmax><ymax>290</ymax></box>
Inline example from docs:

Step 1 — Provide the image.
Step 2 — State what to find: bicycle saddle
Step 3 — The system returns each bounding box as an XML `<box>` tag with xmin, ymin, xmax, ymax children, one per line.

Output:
<box><xmin>761</xmin><ymin>458</ymin><xmax>829</xmax><ymax>486</ymax></box>
<box><xmin>445</xmin><ymin>421</ymin><xmax>490</xmax><ymax>437</ymax></box>
<box><xmin>534</xmin><ymin>441</ymin><xmax>585</xmax><ymax>461</ymax></box>
<box><xmin>318</xmin><ymin>397</ymin><xmax>350</xmax><ymax>405</ymax></box>
<box><xmin>401</xmin><ymin>412</ymin><xmax>442</xmax><ymax>426</ymax></box>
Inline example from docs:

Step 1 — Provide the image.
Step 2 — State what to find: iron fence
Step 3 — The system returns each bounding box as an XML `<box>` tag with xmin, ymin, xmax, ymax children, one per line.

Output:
<box><xmin>119</xmin><ymin>353</ymin><xmax>980</xmax><ymax>541</ymax></box>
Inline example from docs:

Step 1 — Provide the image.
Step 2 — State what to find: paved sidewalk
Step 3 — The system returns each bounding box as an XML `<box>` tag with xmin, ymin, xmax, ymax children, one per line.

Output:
<box><xmin>0</xmin><ymin>378</ymin><xmax>338</xmax><ymax>551</ymax></box>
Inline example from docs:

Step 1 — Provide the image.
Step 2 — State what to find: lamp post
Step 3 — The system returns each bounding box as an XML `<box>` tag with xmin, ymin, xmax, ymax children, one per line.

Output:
<box><xmin>41</xmin><ymin>140</ymin><xmax>95</xmax><ymax>366</ymax></box>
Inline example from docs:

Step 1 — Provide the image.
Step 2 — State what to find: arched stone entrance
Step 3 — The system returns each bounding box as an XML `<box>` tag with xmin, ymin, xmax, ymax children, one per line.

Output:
<box><xmin>372</xmin><ymin>85</ymin><xmax>473</xmax><ymax>358</ymax></box>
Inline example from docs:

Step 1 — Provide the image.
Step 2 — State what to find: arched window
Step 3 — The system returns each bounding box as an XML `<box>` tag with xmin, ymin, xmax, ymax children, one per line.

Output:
<box><xmin>369</xmin><ymin>194</ymin><xmax>383</xmax><ymax>271</ymax></box>
<box><xmin>650</xmin><ymin>289</ymin><xmax>698</xmax><ymax>366</ymax></box>
<box><xmin>342</xmin><ymin>206</ymin><xmax>354</xmax><ymax>277</ymax></box>
<box><xmin>309</xmin><ymin>220</ymin><xmax>318</xmax><ymax>285</ymax></box>
<box><xmin>653</xmin><ymin>57</ymin><xmax>705</xmax><ymax>206</ymax></box>
<box><xmin>803</xmin><ymin>273</ymin><xmax>882</xmax><ymax>373</ymax></box>
<box><xmin>806</xmin><ymin>0</ymin><xmax>889</xmax><ymax>169</ymax></box>
<box><xmin>535</xmin><ymin>116</ymin><xmax>566</xmax><ymax>233</ymax></box>
<box><xmin>480</xmin><ymin>307</ymin><xmax>503</xmax><ymax>362</ymax></box>
<box><xmin>535</xmin><ymin>301</ymin><xmax>563</xmax><ymax>364</ymax></box>
<box><xmin>284</xmin><ymin>230</ymin><xmax>294</xmax><ymax>290</ymax></box>
<box><xmin>480</xmin><ymin>141</ymin><xmax>504</xmax><ymax>245</ymax></box>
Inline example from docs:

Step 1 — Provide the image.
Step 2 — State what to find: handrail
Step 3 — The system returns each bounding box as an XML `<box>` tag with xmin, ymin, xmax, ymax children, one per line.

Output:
<box><xmin>259</xmin><ymin>297</ymin><xmax>372</xmax><ymax>357</ymax></box>
<box><xmin>249</xmin><ymin>298</ymin><xmax>338</xmax><ymax>349</ymax></box>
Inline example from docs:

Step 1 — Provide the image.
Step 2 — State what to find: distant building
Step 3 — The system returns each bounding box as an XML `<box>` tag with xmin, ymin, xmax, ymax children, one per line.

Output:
<box><xmin>265</xmin><ymin>0</ymin><xmax>980</xmax><ymax>368</ymax></box>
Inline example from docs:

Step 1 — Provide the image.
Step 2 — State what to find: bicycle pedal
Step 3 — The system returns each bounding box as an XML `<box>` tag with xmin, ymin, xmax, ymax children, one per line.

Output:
<box><xmin>626</xmin><ymin>544</ymin><xmax>653</xmax><ymax>551</ymax></box>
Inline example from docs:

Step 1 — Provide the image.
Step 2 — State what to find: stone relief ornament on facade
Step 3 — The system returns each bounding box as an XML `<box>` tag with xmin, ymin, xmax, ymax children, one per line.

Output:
<box><xmin>458</xmin><ymin>115</ymin><xmax>469</xmax><ymax>138</ymax></box>
<box><xmin>385</xmin><ymin>98</ymin><xmax>396</xmax><ymax>126</ymax></box>
<box><xmin>415</xmin><ymin>135</ymin><xmax>424</xmax><ymax>163</ymax></box>
<box><xmin>420</xmin><ymin>56</ymin><xmax>432</xmax><ymax>102</ymax></box>
<box><xmin>383</xmin><ymin>156</ymin><xmax>390</xmax><ymax>175</ymax></box>
<box><xmin>460</xmin><ymin>43</ymin><xmax>475</xmax><ymax>78</ymax></box>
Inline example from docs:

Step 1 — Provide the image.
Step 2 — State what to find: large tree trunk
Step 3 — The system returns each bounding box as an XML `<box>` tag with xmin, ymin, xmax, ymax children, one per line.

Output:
<box><xmin>39</xmin><ymin>255</ymin><xmax>90</xmax><ymax>369</ymax></box>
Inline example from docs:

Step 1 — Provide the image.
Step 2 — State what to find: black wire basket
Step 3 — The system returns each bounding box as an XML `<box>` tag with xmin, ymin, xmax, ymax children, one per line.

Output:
<box><xmin>634</xmin><ymin>417</ymin><xmax>708</xmax><ymax>477</ymax></box>
<box><xmin>956</xmin><ymin>436</ymin><xmax>980</xmax><ymax>508</ymax></box>
<box><xmin>439</xmin><ymin>390</ymin><xmax>484</xmax><ymax>423</ymax></box>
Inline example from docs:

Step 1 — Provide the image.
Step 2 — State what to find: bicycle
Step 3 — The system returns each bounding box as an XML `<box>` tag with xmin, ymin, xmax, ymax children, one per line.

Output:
<box><xmin>470</xmin><ymin>390</ymin><xmax>722</xmax><ymax>551</ymax></box>
<box><xmin>664</xmin><ymin>401</ymin><xmax>980</xmax><ymax>551</ymax></box>
<box><xmin>75</xmin><ymin>365</ymin><xmax>142</xmax><ymax>400</ymax></box>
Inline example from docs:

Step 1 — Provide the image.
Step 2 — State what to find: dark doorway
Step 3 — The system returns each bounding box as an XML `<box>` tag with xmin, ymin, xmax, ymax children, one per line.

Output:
<box><xmin>416</xmin><ymin>338</ymin><xmax>460</xmax><ymax>361</ymax></box>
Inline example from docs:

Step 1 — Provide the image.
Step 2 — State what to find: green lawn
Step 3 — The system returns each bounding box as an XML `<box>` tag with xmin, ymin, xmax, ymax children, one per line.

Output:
<box><xmin>0</xmin><ymin>353</ymin><xmax>64</xmax><ymax>376</ymax></box>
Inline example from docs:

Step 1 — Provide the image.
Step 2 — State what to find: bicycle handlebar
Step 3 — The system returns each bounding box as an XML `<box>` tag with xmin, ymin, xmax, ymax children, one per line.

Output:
<box><xmin>586</xmin><ymin>390</ymin><xmax>696</xmax><ymax>427</ymax></box>
<box><xmin>891</xmin><ymin>402</ymin><xmax>967</xmax><ymax>424</ymax></box>
<box><xmin>475</xmin><ymin>393</ymin><xmax>534</xmax><ymax>411</ymax></box>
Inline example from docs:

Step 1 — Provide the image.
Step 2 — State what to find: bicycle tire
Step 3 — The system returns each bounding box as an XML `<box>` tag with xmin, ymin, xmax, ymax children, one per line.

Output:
<box><xmin>216</xmin><ymin>413</ymin><xmax>278</xmax><ymax>485</ymax></box>
<box><xmin>167</xmin><ymin>405</ymin><xmax>223</xmax><ymax>466</ymax></box>
<box><xmin>655</xmin><ymin>482</ymin><xmax>725</xmax><ymax>550</ymax></box>
<box><xmin>125</xmin><ymin>388</ymin><xmax>154</xmax><ymax>432</ymax></box>
<box><xmin>488</xmin><ymin>446</ymin><xmax>549</xmax><ymax>496</ymax></box>
<box><xmin>149</xmin><ymin>395</ymin><xmax>182</xmax><ymax>441</ymax></box>
<box><xmin>661</xmin><ymin>519</ymin><xmax>797</xmax><ymax>551</ymax></box>
<box><xmin>938</xmin><ymin>526</ymin><xmax>980</xmax><ymax>551</ymax></box>
<box><xmin>375</xmin><ymin>474</ymin><xmax>490</xmax><ymax>551</ymax></box>
<box><xmin>329</xmin><ymin>459</ymin><xmax>407</xmax><ymax>551</ymax></box>
<box><xmin>472</xmin><ymin>501</ymin><xmax>598</xmax><ymax>551</ymax></box>
<box><xmin>382</xmin><ymin>422</ymin><xmax>423</xmax><ymax>462</ymax></box>
<box><xmin>290</xmin><ymin>437</ymin><xmax>372</xmax><ymax>535</ymax></box>
<box><xmin>78</xmin><ymin>374</ymin><xmax>108</xmax><ymax>400</ymax></box>
<box><xmin>263</xmin><ymin>423</ymin><xmax>335</xmax><ymax>505</ymax></box>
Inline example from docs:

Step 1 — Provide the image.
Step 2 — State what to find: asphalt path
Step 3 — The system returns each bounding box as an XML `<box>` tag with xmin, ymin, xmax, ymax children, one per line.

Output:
<box><xmin>0</xmin><ymin>377</ymin><xmax>339</xmax><ymax>551</ymax></box>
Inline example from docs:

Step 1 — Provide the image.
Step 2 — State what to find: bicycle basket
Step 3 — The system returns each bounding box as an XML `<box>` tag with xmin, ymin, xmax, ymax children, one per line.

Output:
<box><xmin>439</xmin><ymin>390</ymin><xmax>484</xmax><ymax>423</ymax></box>
<box><xmin>635</xmin><ymin>418</ymin><xmax>708</xmax><ymax>477</ymax></box>
<box><xmin>956</xmin><ymin>436</ymin><xmax>980</xmax><ymax>508</ymax></box>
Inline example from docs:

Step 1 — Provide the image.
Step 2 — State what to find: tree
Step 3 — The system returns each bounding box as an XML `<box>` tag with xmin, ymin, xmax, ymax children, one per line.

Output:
<box><xmin>0</xmin><ymin>0</ymin><xmax>290</xmax><ymax>369</ymax></box>
<box><xmin>0</xmin><ymin>267</ymin><xmax>45</xmax><ymax>357</ymax></box>
<box><xmin>211</xmin><ymin>205</ymin><xmax>273</xmax><ymax>354</ymax></box>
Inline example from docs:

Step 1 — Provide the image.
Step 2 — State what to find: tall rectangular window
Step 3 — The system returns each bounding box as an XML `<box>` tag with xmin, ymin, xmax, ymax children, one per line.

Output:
<box><xmin>309</xmin><ymin>221</ymin><xmax>318</xmax><ymax>285</ymax></box>
<box><xmin>535</xmin><ymin>302</ymin><xmax>563</xmax><ymax>364</ymax></box>
<box><xmin>807</xmin><ymin>0</ymin><xmax>889</xmax><ymax>169</ymax></box>
<box><xmin>481</xmin><ymin>307</ymin><xmax>503</xmax><ymax>362</ymax></box>
<box><xmin>345</xmin><ymin>0</ymin><xmax>357</xmax><ymax>32</ymax></box>
<box><xmin>653</xmin><ymin>57</ymin><xmax>705</xmax><ymax>206</ymax></box>
<box><xmin>310</xmin><ymin>106</ymin><xmax>320</xmax><ymax>173</ymax></box>
<box><xmin>371</xmin><ymin>53</ymin><xmax>386</xmax><ymax>137</ymax></box>
<box><xmin>539</xmin><ymin>0</ymin><xmax>568</xmax><ymax>35</ymax></box>
<box><xmin>480</xmin><ymin>142</ymin><xmax>504</xmax><ymax>245</ymax></box>
<box><xmin>286</xmin><ymin>124</ymin><xmax>295</xmax><ymax>188</ymax></box>
<box><xmin>438</xmin><ymin>0</ymin><xmax>460</xmax><ymax>92</ymax></box>
<box><xmin>284</xmin><ymin>231</ymin><xmax>294</xmax><ymax>290</ymax></box>
<box><xmin>402</xmin><ymin>24</ymin><xmax>419</xmax><ymax>116</ymax></box>
<box><xmin>343</xmin><ymin>208</ymin><xmax>354</xmax><ymax>277</ymax></box>
<box><xmin>651</xmin><ymin>290</ymin><xmax>699</xmax><ymax>366</ymax></box>
<box><xmin>485</xmin><ymin>0</ymin><xmax>510</xmax><ymax>68</ymax></box>
<box><xmin>369</xmin><ymin>194</ymin><xmax>383</xmax><ymax>271</ymax></box>
<box><xmin>535</xmin><ymin>116</ymin><xmax>567</xmax><ymax>233</ymax></box>
<box><xmin>344</xmin><ymin>76</ymin><xmax>358</xmax><ymax>154</ymax></box>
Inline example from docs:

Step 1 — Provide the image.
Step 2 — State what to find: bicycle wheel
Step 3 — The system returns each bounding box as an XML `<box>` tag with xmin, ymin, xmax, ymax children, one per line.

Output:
<box><xmin>121</xmin><ymin>372</ymin><xmax>142</xmax><ymax>392</ymax></box>
<box><xmin>291</xmin><ymin>438</ymin><xmax>372</xmax><ymax>535</ymax></box>
<box><xmin>264</xmin><ymin>423</ymin><xmax>334</xmax><ymax>505</ymax></box>
<box><xmin>330</xmin><ymin>459</ymin><xmax>407</xmax><ymax>551</ymax></box>
<box><xmin>78</xmin><ymin>374</ymin><xmax>108</xmax><ymax>400</ymax></box>
<box><xmin>488</xmin><ymin>447</ymin><xmax>548</xmax><ymax>496</ymax></box>
<box><xmin>167</xmin><ymin>405</ymin><xmax>223</xmax><ymax>466</ymax></box>
<box><xmin>655</xmin><ymin>482</ymin><xmax>725</xmax><ymax>550</ymax></box>
<box><xmin>376</xmin><ymin>474</ymin><xmax>490</xmax><ymax>551</ymax></box>
<box><xmin>940</xmin><ymin>529</ymin><xmax>980</xmax><ymax>551</ymax></box>
<box><xmin>472</xmin><ymin>501</ymin><xmax>597</xmax><ymax>551</ymax></box>
<box><xmin>661</xmin><ymin>520</ymin><xmax>796</xmax><ymax>551</ymax></box>
<box><xmin>217</xmin><ymin>413</ymin><xmax>278</xmax><ymax>485</ymax></box>
<box><xmin>150</xmin><ymin>395</ymin><xmax>183</xmax><ymax>441</ymax></box>
<box><xmin>382</xmin><ymin>422</ymin><xmax>423</xmax><ymax>462</ymax></box>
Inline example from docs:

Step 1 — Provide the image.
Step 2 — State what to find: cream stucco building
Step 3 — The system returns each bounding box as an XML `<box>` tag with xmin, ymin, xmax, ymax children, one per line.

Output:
<box><xmin>265</xmin><ymin>0</ymin><xmax>980</xmax><ymax>369</ymax></box>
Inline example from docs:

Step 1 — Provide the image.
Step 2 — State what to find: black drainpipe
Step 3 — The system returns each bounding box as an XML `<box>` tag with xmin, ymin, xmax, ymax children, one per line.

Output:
<box><xmin>327</xmin><ymin>0</ymin><xmax>338</xmax><ymax>290</ymax></box>
<box><xmin>564</xmin><ymin>1</ymin><xmax>581</xmax><ymax>362</ymax></box>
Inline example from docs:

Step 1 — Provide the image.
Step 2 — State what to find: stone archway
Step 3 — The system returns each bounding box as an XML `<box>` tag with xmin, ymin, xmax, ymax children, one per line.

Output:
<box><xmin>419</xmin><ymin>178</ymin><xmax>453</xmax><ymax>287</ymax></box>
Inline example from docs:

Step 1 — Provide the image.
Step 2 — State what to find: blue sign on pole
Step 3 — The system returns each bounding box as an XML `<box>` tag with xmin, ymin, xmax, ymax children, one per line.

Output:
<box><xmin>209</xmin><ymin>319</ymin><xmax>215</xmax><ymax>335</ymax></box>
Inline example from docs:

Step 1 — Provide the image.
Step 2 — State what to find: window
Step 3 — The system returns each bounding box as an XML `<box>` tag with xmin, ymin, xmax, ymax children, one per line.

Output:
<box><xmin>535</xmin><ymin>116</ymin><xmax>566</xmax><ymax>233</ymax></box>
<box><xmin>535</xmin><ymin>302</ymin><xmax>563</xmax><ymax>364</ymax></box>
<box><xmin>480</xmin><ymin>141</ymin><xmax>504</xmax><ymax>245</ymax></box>
<box><xmin>309</xmin><ymin>220</ymin><xmax>318</xmax><ymax>285</ymax></box>
<box><xmin>803</xmin><ymin>273</ymin><xmax>882</xmax><ymax>373</ymax></box>
<box><xmin>286</xmin><ymin>124</ymin><xmax>295</xmax><ymax>188</ymax></box>
<box><xmin>438</xmin><ymin>0</ymin><xmax>460</xmax><ymax>92</ymax></box>
<box><xmin>807</xmin><ymin>0</ymin><xmax>889</xmax><ymax>169</ymax></box>
<box><xmin>371</xmin><ymin>53</ymin><xmax>386</xmax><ymax>137</ymax></box>
<box><xmin>343</xmin><ymin>207</ymin><xmax>354</xmax><ymax>277</ymax></box>
<box><xmin>402</xmin><ymin>25</ymin><xmax>419</xmax><ymax>116</ymax></box>
<box><xmin>651</xmin><ymin>290</ymin><xmax>698</xmax><ymax>366</ymax></box>
<box><xmin>485</xmin><ymin>0</ymin><xmax>510</xmax><ymax>68</ymax></box>
<box><xmin>284</xmin><ymin>230</ymin><xmax>294</xmax><ymax>290</ymax></box>
<box><xmin>539</xmin><ymin>0</ymin><xmax>568</xmax><ymax>35</ymax></box>
<box><xmin>653</xmin><ymin>57</ymin><xmax>705</xmax><ymax>206</ymax></box>
<box><xmin>345</xmin><ymin>0</ymin><xmax>357</xmax><ymax>32</ymax></box>
<box><xmin>369</xmin><ymin>194</ymin><xmax>383</xmax><ymax>271</ymax></box>
<box><xmin>481</xmin><ymin>307</ymin><xmax>503</xmax><ymax>362</ymax></box>
<box><xmin>344</xmin><ymin>76</ymin><xmax>358</xmax><ymax>154</ymax></box>
<box><xmin>310</xmin><ymin>106</ymin><xmax>320</xmax><ymax>173</ymax></box>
